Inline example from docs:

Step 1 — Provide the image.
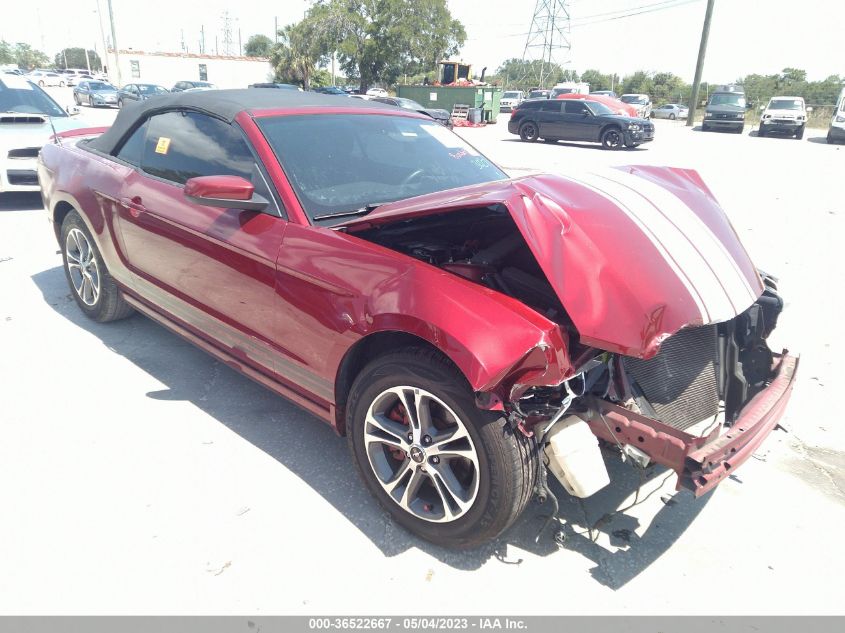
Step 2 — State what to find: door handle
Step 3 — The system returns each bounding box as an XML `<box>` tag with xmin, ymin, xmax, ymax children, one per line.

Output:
<box><xmin>120</xmin><ymin>196</ymin><xmax>147</xmax><ymax>218</ymax></box>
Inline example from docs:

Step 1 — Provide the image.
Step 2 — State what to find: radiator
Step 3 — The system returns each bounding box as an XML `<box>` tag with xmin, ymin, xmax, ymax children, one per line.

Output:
<box><xmin>624</xmin><ymin>325</ymin><xmax>721</xmax><ymax>431</ymax></box>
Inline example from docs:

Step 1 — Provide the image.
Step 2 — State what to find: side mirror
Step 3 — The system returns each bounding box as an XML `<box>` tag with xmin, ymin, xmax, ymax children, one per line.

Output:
<box><xmin>806</xmin><ymin>106</ymin><xmax>813</xmax><ymax>112</ymax></box>
<box><xmin>66</xmin><ymin>105</ymin><xmax>80</xmax><ymax>116</ymax></box>
<box><xmin>759</xmin><ymin>105</ymin><xmax>766</xmax><ymax>111</ymax></box>
<box><xmin>184</xmin><ymin>175</ymin><xmax>268</xmax><ymax>212</ymax></box>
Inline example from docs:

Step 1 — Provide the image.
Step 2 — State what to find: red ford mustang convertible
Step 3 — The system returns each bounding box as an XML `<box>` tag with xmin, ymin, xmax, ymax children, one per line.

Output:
<box><xmin>38</xmin><ymin>91</ymin><xmax>797</xmax><ymax>547</ymax></box>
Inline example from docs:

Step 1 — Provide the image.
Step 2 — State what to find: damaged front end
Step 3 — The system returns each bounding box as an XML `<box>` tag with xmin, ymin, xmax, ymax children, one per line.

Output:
<box><xmin>341</xmin><ymin>166</ymin><xmax>797</xmax><ymax>501</ymax></box>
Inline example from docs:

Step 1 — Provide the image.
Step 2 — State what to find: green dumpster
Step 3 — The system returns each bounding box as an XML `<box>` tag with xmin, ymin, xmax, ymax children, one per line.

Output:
<box><xmin>396</xmin><ymin>85</ymin><xmax>502</xmax><ymax>123</ymax></box>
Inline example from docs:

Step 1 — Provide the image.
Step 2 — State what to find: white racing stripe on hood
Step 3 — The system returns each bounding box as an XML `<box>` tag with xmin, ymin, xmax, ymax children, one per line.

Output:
<box><xmin>560</xmin><ymin>173</ymin><xmax>710</xmax><ymax>322</ymax></box>
<box><xmin>600</xmin><ymin>169</ymin><xmax>759</xmax><ymax>310</ymax></box>
<box><xmin>566</xmin><ymin>171</ymin><xmax>741</xmax><ymax>322</ymax></box>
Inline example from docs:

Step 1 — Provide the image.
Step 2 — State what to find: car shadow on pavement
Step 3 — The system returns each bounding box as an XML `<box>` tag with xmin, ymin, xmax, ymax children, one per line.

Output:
<box><xmin>501</xmin><ymin>139</ymin><xmax>648</xmax><ymax>152</ymax></box>
<box><xmin>32</xmin><ymin>264</ymin><xmax>712</xmax><ymax>588</ymax></box>
<box><xmin>807</xmin><ymin>136</ymin><xmax>835</xmax><ymax>145</ymax></box>
<box><xmin>0</xmin><ymin>192</ymin><xmax>44</xmax><ymax>212</ymax></box>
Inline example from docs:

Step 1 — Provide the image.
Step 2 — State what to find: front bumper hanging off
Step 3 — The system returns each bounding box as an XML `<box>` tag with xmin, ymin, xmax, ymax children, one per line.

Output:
<box><xmin>584</xmin><ymin>352</ymin><xmax>798</xmax><ymax>497</ymax></box>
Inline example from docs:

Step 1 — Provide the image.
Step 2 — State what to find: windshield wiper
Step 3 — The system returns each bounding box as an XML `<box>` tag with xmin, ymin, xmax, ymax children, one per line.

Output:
<box><xmin>313</xmin><ymin>202</ymin><xmax>385</xmax><ymax>221</ymax></box>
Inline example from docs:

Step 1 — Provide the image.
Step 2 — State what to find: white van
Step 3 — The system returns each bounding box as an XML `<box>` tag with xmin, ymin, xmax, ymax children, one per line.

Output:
<box><xmin>828</xmin><ymin>88</ymin><xmax>845</xmax><ymax>144</ymax></box>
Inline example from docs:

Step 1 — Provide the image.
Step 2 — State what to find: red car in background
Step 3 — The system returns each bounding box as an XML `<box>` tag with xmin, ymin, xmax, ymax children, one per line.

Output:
<box><xmin>38</xmin><ymin>90</ymin><xmax>796</xmax><ymax>548</ymax></box>
<box><xmin>556</xmin><ymin>92</ymin><xmax>639</xmax><ymax>117</ymax></box>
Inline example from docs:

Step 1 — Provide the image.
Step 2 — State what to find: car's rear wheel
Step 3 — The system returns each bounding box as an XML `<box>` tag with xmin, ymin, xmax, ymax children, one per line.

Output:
<box><xmin>519</xmin><ymin>121</ymin><xmax>539</xmax><ymax>142</ymax></box>
<box><xmin>702</xmin><ymin>123</ymin><xmax>710</xmax><ymax>131</ymax></box>
<box><xmin>88</xmin><ymin>95</ymin><xmax>94</xmax><ymax>107</ymax></box>
<box><xmin>38</xmin><ymin>80</ymin><xmax>45</xmax><ymax>87</ymax></box>
<box><xmin>346</xmin><ymin>348</ymin><xmax>537</xmax><ymax>548</ymax></box>
<box><xmin>601</xmin><ymin>127</ymin><xmax>624</xmax><ymax>150</ymax></box>
<box><xmin>117</xmin><ymin>98</ymin><xmax>123</xmax><ymax>108</ymax></box>
<box><xmin>59</xmin><ymin>81</ymin><xmax>65</xmax><ymax>87</ymax></box>
<box><xmin>758</xmin><ymin>126</ymin><xmax>766</xmax><ymax>137</ymax></box>
<box><xmin>61</xmin><ymin>211</ymin><xmax>134</xmax><ymax>323</ymax></box>
<box><xmin>669</xmin><ymin>113</ymin><xmax>676</xmax><ymax>120</ymax></box>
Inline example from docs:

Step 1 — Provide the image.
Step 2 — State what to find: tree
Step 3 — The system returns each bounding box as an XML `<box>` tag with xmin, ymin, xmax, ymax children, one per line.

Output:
<box><xmin>621</xmin><ymin>71</ymin><xmax>654</xmax><ymax>96</ymax></box>
<box><xmin>0</xmin><ymin>40</ymin><xmax>14</xmax><ymax>65</ymax></box>
<box><xmin>54</xmin><ymin>48</ymin><xmax>102</xmax><ymax>70</ymax></box>
<box><xmin>305</xmin><ymin>0</ymin><xmax>466</xmax><ymax>93</ymax></box>
<box><xmin>245</xmin><ymin>34</ymin><xmax>273</xmax><ymax>58</ymax></box>
<box><xmin>580</xmin><ymin>69</ymin><xmax>611</xmax><ymax>92</ymax></box>
<box><xmin>13</xmin><ymin>43</ymin><xmax>49</xmax><ymax>70</ymax></box>
<box><xmin>269</xmin><ymin>23</ymin><xmax>324</xmax><ymax>90</ymax></box>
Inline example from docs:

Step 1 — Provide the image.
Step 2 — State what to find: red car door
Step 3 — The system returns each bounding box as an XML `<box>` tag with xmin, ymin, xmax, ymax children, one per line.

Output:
<box><xmin>113</xmin><ymin>110</ymin><xmax>288</xmax><ymax>379</ymax></box>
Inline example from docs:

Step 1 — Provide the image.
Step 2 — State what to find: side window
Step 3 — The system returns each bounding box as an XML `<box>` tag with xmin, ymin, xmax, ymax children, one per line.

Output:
<box><xmin>541</xmin><ymin>101</ymin><xmax>563</xmax><ymax>113</ymax></box>
<box><xmin>564</xmin><ymin>101</ymin><xmax>589</xmax><ymax>115</ymax></box>
<box><xmin>140</xmin><ymin>111</ymin><xmax>254</xmax><ymax>184</ymax></box>
<box><xmin>115</xmin><ymin>120</ymin><xmax>149</xmax><ymax>167</ymax></box>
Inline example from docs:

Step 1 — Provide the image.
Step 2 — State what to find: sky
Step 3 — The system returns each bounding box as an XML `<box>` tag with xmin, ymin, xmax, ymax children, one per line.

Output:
<box><xmin>2</xmin><ymin>0</ymin><xmax>840</xmax><ymax>83</ymax></box>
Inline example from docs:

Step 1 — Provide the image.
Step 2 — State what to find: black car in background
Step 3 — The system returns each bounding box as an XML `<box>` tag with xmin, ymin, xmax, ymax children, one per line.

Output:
<box><xmin>370</xmin><ymin>96</ymin><xmax>453</xmax><ymax>128</ymax></box>
<box><xmin>508</xmin><ymin>98</ymin><xmax>654</xmax><ymax>149</ymax></box>
<box><xmin>312</xmin><ymin>86</ymin><xmax>349</xmax><ymax>95</ymax></box>
<box><xmin>248</xmin><ymin>83</ymin><xmax>301</xmax><ymax>90</ymax></box>
<box><xmin>117</xmin><ymin>83</ymin><xmax>168</xmax><ymax>107</ymax></box>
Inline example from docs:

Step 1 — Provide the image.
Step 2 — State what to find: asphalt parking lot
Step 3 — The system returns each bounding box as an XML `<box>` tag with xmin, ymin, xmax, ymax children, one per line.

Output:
<box><xmin>1</xmin><ymin>91</ymin><xmax>844</xmax><ymax>614</ymax></box>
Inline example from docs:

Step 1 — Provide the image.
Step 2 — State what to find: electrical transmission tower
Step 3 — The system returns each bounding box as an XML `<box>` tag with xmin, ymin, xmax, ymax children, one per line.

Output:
<box><xmin>221</xmin><ymin>11</ymin><xmax>233</xmax><ymax>56</ymax></box>
<box><xmin>521</xmin><ymin>0</ymin><xmax>572</xmax><ymax>88</ymax></box>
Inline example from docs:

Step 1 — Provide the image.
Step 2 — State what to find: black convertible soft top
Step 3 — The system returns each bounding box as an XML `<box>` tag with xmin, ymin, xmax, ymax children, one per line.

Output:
<box><xmin>87</xmin><ymin>89</ymin><xmax>396</xmax><ymax>155</ymax></box>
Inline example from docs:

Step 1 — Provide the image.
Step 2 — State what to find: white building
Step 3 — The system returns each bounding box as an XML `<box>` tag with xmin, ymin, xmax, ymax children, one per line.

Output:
<box><xmin>106</xmin><ymin>50</ymin><xmax>273</xmax><ymax>89</ymax></box>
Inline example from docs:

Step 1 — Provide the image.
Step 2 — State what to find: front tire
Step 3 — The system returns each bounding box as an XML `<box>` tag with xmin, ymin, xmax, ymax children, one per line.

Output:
<box><xmin>346</xmin><ymin>348</ymin><xmax>537</xmax><ymax>548</ymax></box>
<box><xmin>758</xmin><ymin>126</ymin><xmax>766</xmax><ymax>137</ymax></box>
<box><xmin>601</xmin><ymin>127</ymin><xmax>624</xmax><ymax>150</ymax></box>
<box><xmin>519</xmin><ymin>121</ymin><xmax>539</xmax><ymax>142</ymax></box>
<box><xmin>88</xmin><ymin>95</ymin><xmax>94</xmax><ymax>107</ymax></box>
<box><xmin>669</xmin><ymin>113</ymin><xmax>676</xmax><ymax>120</ymax></box>
<box><xmin>61</xmin><ymin>211</ymin><xmax>134</xmax><ymax>323</ymax></box>
<box><xmin>795</xmin><ymin>125</ymin><xmax>804</xmax><ymax>139</ymax></box>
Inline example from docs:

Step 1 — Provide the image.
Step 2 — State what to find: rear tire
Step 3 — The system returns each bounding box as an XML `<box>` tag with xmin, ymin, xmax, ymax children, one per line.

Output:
<box><xmin>61</xmin><ymin>211</ymin><xmax>134</xmax><ymax>323</ymax></box>
<box><xmin>669</xmin><ymin>113</ymin><xmax>676</xmax><ymax>120</ymax></box>
<box><xmin>702</xmin><ymin>123</ymin><xmax>710</xmax><ymax>132</ymax></box>
<box><xmin>519</xmin><ymin>121</ymin><xmax>539</xmax><ymax>142</ymax></box>
<box><xmin>346</xmin><ymin>347</ymin><xmax>537</xmax><ymax>548</ymax></box>
<box><xmin>758</xmin><ymin>126</ymin><xmax>766</xmax><ymax>137</ymax></box>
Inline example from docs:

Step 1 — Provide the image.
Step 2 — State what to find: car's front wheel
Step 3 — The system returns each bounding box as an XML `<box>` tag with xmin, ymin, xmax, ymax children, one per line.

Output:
<box><xmin>88</xmin><ymin>95</ymin><xmax>94</xmax><ymax>107</ymax></box>
<box><xmin>601</xmin><ymin>127</ymin><xmax>624</xmax><ymax>150</ymax></box>
<box><xmin>795</xmin><ymin>125</ymin><xmax>804</xmax><ymax>140</ymax></box>
<box><xmin>346</xmin><ymin>348</ymin><xmax>537</xmax><ymax>548</ymax></box>
<box><xmin>61</xmin><ymin>211</ymin><xmax>134</xmax><ymax>322</ymax></box>
<box><xmin>519</xmin><ymin>121</ymin><xmax>539</xmax><ymax>142</ymax></box>
<box><xmin>669</xmin><ymin>113</ymin><xmax>676</xmax><ymax>120</ymax></box>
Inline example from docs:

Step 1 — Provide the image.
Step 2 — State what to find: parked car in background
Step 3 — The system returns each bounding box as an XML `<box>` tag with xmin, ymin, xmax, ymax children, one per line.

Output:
<box><xmin>758</xmin><ymin>96</ymin><xmax>808</xmax><ymax>139</ymax></box>
<box><xmin>590</xmin><ymin>90</ymin><xmax>618</xmax><ymax>99</ymax></box>
<box><xmin>509</xmin><ymin>98</ymin><xmax>654</xmax><ymax>149</ymax></box>
<box><xmin>702</xmin><ymin>86</ymin><xmax>747</xmax><ymax>133</ymax></box>
<box><xmin>38</xmin><ymin>88</ymin><xmax>795</xmax><ymax>548</ymax></box>
<box><xmin>0</xmin><ymin>75</ymin><xmax>88</xmax><ymax>193</ymax></box>
<box><xmin>365</xmin><ymin>87</ymin><xmax>389</xmax><ymax>97</ymax></box>
<box><xmin>652</xmin><ymin>103</ymin><xmax>689</xmax><ymax>120</ymax></box>
<box><xmin>248</xmin><ymin>83</ymin><xmax>301</xmax><ymax>90</ymax></box>
<box><xmin>117</xmin><ymin>83</ymin><xmax>169</xmax><ymax>107</ymax></box>
<box><xmin>73</xmin><ymin>80</ymin><xmax>119</xmax><ymax>107</ymax></box>
<box><xmin>313</xmin><ymin>86</ymin><xmax>349</xmax><ymax>96</ymax></box>
<box><xmin>527</xmin><ymin>88</ymin><xmax>551</xmax><ymax>99</ymax></box>
<box><xmin>550</xmin><ymin>82</ymin><xmax>590</xmax><ymax>97</ymax></box>
<box><xmin>27</xmin><ymin>71</ymin><xmax>65</xmax><ymax>87</ymax></box>
<box><xmin>555</xmin><ymin>92</ymin><xmax>637</xmax><ymax>117</ymax></box>
<box><xmin>828</xmin><ymin>88</ymin><xmax>845</xmax><ymax>144</ymax></box>
<box><xmin>499</xmin><ymin>90</ymin><xmax>524</xmax><ymax>112</ymax></box>
<box><xmin>620</xmin><ymin>93</ymin><xmax>652</xmax><ymax>118</ymax></box>
<box><xmin>171</xmin><ymin>80</ymin><xmax>216</xmax><ymax>92</ymax></box>
<box><xmin>371</xmin><ymin>96</ymin><xmax>452</xmax><ymax>128</ymax></box>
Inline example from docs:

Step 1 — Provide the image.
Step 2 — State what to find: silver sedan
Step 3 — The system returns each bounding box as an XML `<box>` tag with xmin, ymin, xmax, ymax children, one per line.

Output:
<box><xmin>652</xmin><ymin>103</ymin><xmax>689</xmax><ymax>120</ymax></box>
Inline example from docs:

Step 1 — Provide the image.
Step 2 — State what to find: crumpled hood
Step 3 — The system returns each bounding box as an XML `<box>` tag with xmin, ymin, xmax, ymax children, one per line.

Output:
<box><xmin>342</xmin><ymin>167</ymin><xmax>764</xmax><ymax>358</ymax></box>
<box><xmin>0</xmin><ymin>115</ymin><xmax>90</xmax><ymax>151</ymax></box>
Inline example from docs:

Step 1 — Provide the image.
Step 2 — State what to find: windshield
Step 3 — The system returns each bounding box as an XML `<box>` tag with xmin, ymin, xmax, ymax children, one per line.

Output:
<box><xmin>528</xmin><ymin>90</ymin><xmax>548</xmax><ymax>99</ymax></box>
<box><xmin>708</xmin><ymin>93</ymin><xmax>746</xmax><ymax>107</ymax></box>
<box><xmin>503</xmin><ymin>91</ymin><xmax>521</xmax><ymax>98</ymax></box>
<box><xmin>138</xmin><ymin>84</ymin><xmax>167</xmax><ymax>94</ymax></box>
<box><xmin>193</xmin><ymin>82</ymin><xmax>214</xmax><ymax>88</ymax></box>
<box><xmin>0</xmin><ymin>76</ymin><xmax>66</xmax><ymax>116</ymax></box>
<box><xmin>89</xmin><ymin>82</ymin><xmax>115</xmax><ymax>91</ymax></box>
<box><xmin>256</xmin><ymin>114</ymin><xmax>506</xmax><ymax>224</ymax></box>
<box><xmin>585</xmin><ymin>101</ymin><xmax>615</xmax><ymax>116</ymax></box>
<box><xmin>768</xmin><ymin>98</ymin><xmax>802</xmax><ymax>110</ymax></box>
<box><xmin>621</xmin><ymin>95</ymin><xmax>648</xmax><ymax>104</ymax></box>
<box><xmin>395</xmin><ymin>98</ymin><xmax>425</xmax><ymax>110</ymax></box>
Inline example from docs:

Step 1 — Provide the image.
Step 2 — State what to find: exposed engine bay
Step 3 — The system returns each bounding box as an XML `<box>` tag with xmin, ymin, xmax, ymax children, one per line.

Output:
<box><xmin>353</xmin><ymin>204</ymin><xmax>785</xmax><ymax>435</ymax></box>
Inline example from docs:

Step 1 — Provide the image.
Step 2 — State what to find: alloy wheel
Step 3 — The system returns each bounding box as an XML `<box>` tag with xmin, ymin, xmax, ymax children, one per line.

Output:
<box><xmin>602</xmin><ymin>128</ymin><xmax>623</xmax><ymax>149</ymax></box>
<box><xmin>65</xmin><ymin>228</ymin><xmax>101</xmax><ymax>306</ymax></box>
<box><xmin>362</xmin><ymin>386</ymin><xmax>480</xmax><ymax>523</ymax></box>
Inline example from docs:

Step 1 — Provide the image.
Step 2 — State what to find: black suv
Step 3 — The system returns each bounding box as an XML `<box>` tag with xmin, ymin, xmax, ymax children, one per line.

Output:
<box><xmin>508</xmin><ymin>99</ymin><xmax>654</xmax><ymax>149</ymax></box>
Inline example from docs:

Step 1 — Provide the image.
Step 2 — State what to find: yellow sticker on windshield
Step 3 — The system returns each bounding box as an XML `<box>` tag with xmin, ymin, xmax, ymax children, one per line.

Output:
<box><xmin>155</xmin><ymin>137</ymin><xmax>171</xmax><ymax>154</ymax></box>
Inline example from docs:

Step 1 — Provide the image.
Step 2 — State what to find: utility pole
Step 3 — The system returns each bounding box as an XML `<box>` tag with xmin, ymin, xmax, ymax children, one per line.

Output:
<box><xmin>84</xmin><ymin>48</ymin><xmax>91</xmax><ymax>72</ymax></box>
<box><xmin>687</xmin><ymin>0</ymin><xmax>715</xmax><ymax>127</ymax></box>
<box><xmin>274</xmin><ymin>17</ymin><xmax>278</xmax><ymax>43</ymax></box>
<box><xmin>106</xmin><ymin>0</ymin><xmax>121</xmax><ymax>86</ymax></box>
<box><xmin>200</xmin><ymin>25</ymin><xmax>205</xmax><ymax>55</ymax></box>
<box><xmin>238</xmin><ymin>28</ymin><xmax>242</xmax><ymax>57</ymax></box>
